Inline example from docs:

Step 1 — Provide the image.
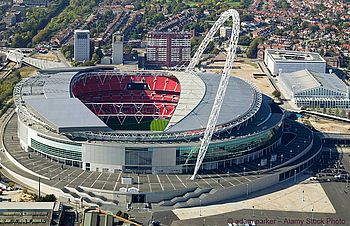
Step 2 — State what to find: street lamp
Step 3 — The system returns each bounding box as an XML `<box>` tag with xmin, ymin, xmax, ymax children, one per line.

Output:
<box><xmin>294</xmin><ymin>169</ymin><xmax>297</xmax><ymax>183</ymax></box>
<box><xmin>243</xmin><ymin>167</ymin><xmax>246</xmax><ymax>176</ymax></box>
<box><xmin>302</xmin><ymin>190</ymin><xmax>304</xmax><ymax>202</ymax></box>
<box><xmin>252</xmin><ymin>205</ymin><xmax>255</xmax><ymax>217</ymax></box>
<box><xmin>199</xmin><ymin>199</ymin><xmax>202</xmax><ymax>217</ymax></box>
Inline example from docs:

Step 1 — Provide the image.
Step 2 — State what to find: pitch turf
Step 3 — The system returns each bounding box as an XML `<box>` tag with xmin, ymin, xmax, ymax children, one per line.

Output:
<box><xmin>150</xmin><ymin>119</ymin><xmax>169</xmax><ymax>131</ymax></box>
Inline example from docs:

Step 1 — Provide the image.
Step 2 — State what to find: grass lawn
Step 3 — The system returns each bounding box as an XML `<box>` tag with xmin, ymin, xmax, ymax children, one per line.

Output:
<box><xmin>18</xmin><ymin>66</ymin><xmax>37</xmax><ymax>78</ymax></box>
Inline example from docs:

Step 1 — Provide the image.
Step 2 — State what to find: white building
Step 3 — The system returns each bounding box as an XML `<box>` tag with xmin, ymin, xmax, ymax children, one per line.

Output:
<box><xmin>278</xmin><ymin>69</ymin><xmax>350</xmax><ymax>109</ymax></box>
<box><xmin>112</xmin><ymin>32</ymin><xmax>123</xmax><ymax>65</ymax></box>
<box><xmin>219</xmin><ymin>26</ymin><xmax>232</xmax><ymax>39</ymax></box>
<box><xmin>74</xmin><ymin>30</ymin><xmax>90</xmax><ymax>62</ymax></box>
<box><xmin>264</xmin><ymin>49</ymin><xmax>326</xmax><ymax>76</ymax></box>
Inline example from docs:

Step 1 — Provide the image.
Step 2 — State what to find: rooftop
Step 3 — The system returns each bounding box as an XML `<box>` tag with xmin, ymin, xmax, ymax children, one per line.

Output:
<box><xmin>265</xmin><ymin>49</ymin><xmax>326</xmax><ymax>62</ymax></box>
<box><xmin>0</xmin><ymin>202</ymin><xmax>55</xmax><ymax>211</ymax></box>
<box><xmin>280</xmin><ymin>69</ymin><xmax>348</xmax><ymax>94</ymax></box>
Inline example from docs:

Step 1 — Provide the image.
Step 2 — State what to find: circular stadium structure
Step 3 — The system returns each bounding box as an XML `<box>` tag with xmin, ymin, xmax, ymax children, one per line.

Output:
<box><xmin>2</xmin><ymin>10</ymin><xmax>323</xmax><ymax>208</ymax></box>
<box><xmin>14</xmin><ymin>67</ymin><xmax>284</xmax><ymax>174</ymax></box>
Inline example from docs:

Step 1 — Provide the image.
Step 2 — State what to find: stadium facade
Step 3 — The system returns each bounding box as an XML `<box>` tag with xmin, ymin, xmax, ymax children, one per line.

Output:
<box><xmin>14</xmin><ymin>66</ymin><xmax>284</xmax><ymax>174</ymax></box>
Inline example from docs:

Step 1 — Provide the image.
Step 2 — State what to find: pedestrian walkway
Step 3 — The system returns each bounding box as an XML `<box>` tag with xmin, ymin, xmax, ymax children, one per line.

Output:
<box><xmin>173</xmin><ymin>179</ymin><xmax>336</xmax><ymax>220</ymax></box>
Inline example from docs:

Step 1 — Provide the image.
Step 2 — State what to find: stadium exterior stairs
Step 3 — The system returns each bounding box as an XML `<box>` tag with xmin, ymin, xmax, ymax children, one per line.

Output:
<box><xmin>62</xmin><ymin>187</ymin><xmax>117</xmax><ymax>207</ymax></box>
<box><xmin>159</xmin><ymin>188</ymin><xmax>213</xmax><ymax>206</ymax></box>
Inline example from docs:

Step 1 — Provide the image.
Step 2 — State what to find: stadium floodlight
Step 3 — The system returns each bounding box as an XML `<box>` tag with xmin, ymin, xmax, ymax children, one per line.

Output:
<box><xmin>186</xmin><ymin>9</ymin><xmax>240</xmax><ymax>180</ymax></box>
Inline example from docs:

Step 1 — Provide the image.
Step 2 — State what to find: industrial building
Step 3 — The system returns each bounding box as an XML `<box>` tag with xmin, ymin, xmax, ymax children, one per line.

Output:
<box><xmin>278</xmin><ymin>69</ymin><xmax>350</xmax><ymax>108</ymax></box>
<box><xmin>146</xmin><ymin>32</ymin><xmax>191</xmax><ymax>67</ymax></box>
<box><xmin>74</xmin><ymin>30</ymin><xmax>91</xmax><ymax>62</ymax></box>
<box><xmin>264</xmin><ymin>49</ymin><xmax>327</xmax><ymax>75</ymax></box>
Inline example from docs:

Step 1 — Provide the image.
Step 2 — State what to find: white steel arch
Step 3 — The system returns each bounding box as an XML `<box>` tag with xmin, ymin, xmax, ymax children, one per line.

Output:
<box><xmin>6</xmin><ymin>49</ymin><xmax>24</xmax><ymax>67</ymax></box>
<box><xmin>187</xmin><ymin>9</ymin><xmax>240</xmax><ymax>180</ymax></box>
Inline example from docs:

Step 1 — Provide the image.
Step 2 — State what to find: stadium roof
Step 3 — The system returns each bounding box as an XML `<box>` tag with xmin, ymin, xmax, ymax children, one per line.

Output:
<box><xmin>280</xmin><ymin>69</ymin><xmax>348</xmax><ymax>94</ymax></box>
<box><xmin>26</xmin><ymin>98</ymin><xmax>110</xmax><ymax>133</ymax></box>
<box><xmin>265</xmin><ymin>49</ymin><xmax>326</xmax><ymax>62</ymax></box>
<box><xmin>166</xmin><ymin>73</ymin><xmax>257</xmax><ymax>132</ymax></box>
<box><xmin>18</xmin><ymin>67</ymin><xmax>259</xmax><ymax>133</ymax></box>
<box><xmin>165</xmin><ymin>71</ymin><xmax>206</xmax><ymax>129</ymax></box>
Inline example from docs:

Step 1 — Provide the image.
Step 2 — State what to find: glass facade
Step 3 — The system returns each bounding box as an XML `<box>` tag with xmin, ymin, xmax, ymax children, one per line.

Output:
<box><xmin>176</xmin><ymin>128</ymin><xmax>278</xmax><ymax>165</ymax></box>
<box><xmin>125</xmin><ymin>148</ymin><xmax>152</xmax><ymax>166</ymax></box>
<box><xmin>31</xmin><ymin>138</ymin><xmax>82</xmax><ymax>161</ymax></box>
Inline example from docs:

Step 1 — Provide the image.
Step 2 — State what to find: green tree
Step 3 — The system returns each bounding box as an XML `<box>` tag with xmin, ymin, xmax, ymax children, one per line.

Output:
<box><xmin>238</xmin><ymin>36</ymin><xmax>252</xmax><ymax>46</ymax></box>
<box><xmin>36</xmin><ymin>194</ymin><xmax>57</xmax><ymax>202</ymax></box>
<box><xmin>92</xmin><ymin>53</ymin><xmax>100</xmax><ymax>64</ymax></box>
<box><xmin>335</xmin><ymin>108</ymin><xmax>340</xmax><ymax>116</ymax></box>
<box><xmin>272</xmin><ymin>90</ymin><xmax>281</xmax><ymax>99</ymax></box>
<box><xmin>246</xmin><ymin>38</ymin><xmax>262</xmax><ymax>58</ymax></box>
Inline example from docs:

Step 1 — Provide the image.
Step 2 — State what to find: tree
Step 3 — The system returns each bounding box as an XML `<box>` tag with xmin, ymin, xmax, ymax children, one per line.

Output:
<box><xmin>335</xmin><ymin>108</ymin><xmax>340</xmax><ymax>116</ymax></box>
<box><xmin>8</xmin><ymin>181</ymin><xmax>15</xmax><ymax>188</ymax></box>
<box><xmin>36</xmin><ymin>194</ymin><xmax>57</xmax><ymax>202</ymax></box>
<box><xmin>341</xmin><ymin>109</ymin><xmax>346</xmax><ymax>117</ymax></box>
<box><xmin>241</xmin><ymin>14</ymin><xmax>254</xmax><ymax>22</ymax></box>
<box><xmin>238</xmin><ymin>36</ymin><xmax>252</xmax><ymax>46</ymax></box>
<box><xmin>246</xmin><ymin>38</ymin><xmax>261</xmax><ymax>58</ymax></box>
<box><xmin>272</xmin><ymin>90</ymin><xmax>281</xmax><ymax>99</ymax></box>
<box><xmin>92</xmin><ymin>53</ymin><xmax>100</xmax><ymax>64</ymax></box>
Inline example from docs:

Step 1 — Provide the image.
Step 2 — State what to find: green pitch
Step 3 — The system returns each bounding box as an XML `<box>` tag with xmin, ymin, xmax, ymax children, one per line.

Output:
<box><xmin>150</xmin><ymin>119</ymin><xmax>169</xmax><ymax>131</ymax></box>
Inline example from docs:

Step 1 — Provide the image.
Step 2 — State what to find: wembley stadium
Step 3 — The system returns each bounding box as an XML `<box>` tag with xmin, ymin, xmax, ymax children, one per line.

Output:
<box><xmin>1</xmin><ymin>10</ymin><xmax>323</xmax><ymax>207</ymax></box>
<box><xmin>13</xmin><ymin>66</ymin><xmax>284</xmax><ymax>174</ymax></box>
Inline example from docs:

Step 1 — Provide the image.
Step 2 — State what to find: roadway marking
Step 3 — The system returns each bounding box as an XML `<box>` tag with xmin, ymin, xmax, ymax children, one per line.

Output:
<box><xmin>137</xmin><ymin>175</ymin><xmax>140</xmax><ymax>191</ymax></box>
<box><xmin>113</xmin><ymin>172</ymin><xmax>122</xmax><ymax>191</ymax></box>
<box><xmin>197</xmin><ymin>175</ymin><xmax>211</xmax><ymax>187</ymax></box>
<box><xmin>27</xmin><ymin>159</ymin><xmax>43</xmax><ymax>166</ymax></box>
<box><xmin>147</xmin><ymin>175</ymin><xmax>152</xmax><ymax>192</ymax></box>
<box><xmin>215</xmin><ymin>172</ymin><xmax>235</xmax><ymax>187</ymax></box>
<box><xmin>66</xmin><ymin>171</ymin><xmax>86</xmax><ymax>187</ymax></box>
<box><xmin>51</xmin><ymin>168</ymin><xmax>69</xmax><ymax>180</ymax></box>
<box><xmin>166</xmin><ymin>175</ymin><xmax>176</xmax><ymax>190</ymax></box>
<box><xmin>35</xmin><ymin>163</ymin><xmax>56</xmax><ymax>173</ymax></box>
<box><xmin>91</xmin><ymin>172</ymin><xmax>103</xmax><ymax>188</ymax></box>
<box><xmin>52</xmin><ymin>168</ymin><xmax>81</xmax><ymax>186</ymax></box>
<box><xmin>79</xmin><ymin>171</ymin><xmax>94</xmax><ymax>186</ymax></box>
<box><xmin>206</xmin><ymin>174</ymin><xmax>225</xmax><ymax>188</ymax></box>
<box><xmin>101</xmin><ymin>173</ymin><xmax>112</xmax><ymax>190</ymax></box>
<box><xmin>31</xmin><ymin>163</ymin><xmax>53</xmax><ymax>171</ymax></box>
<box><xmin>227</xmin><ymin>173</ymin><xmax>244</xmax><ymax>185</ymax></box>
<box><xmin>175</xmin><ymin>175</ymin><xmax>187</xmax><ymax>188</ymax></box>
<box><xmin>156</xmin><ymin>175</ymin><xmax>164</xmax><ymax>191</ymax></box>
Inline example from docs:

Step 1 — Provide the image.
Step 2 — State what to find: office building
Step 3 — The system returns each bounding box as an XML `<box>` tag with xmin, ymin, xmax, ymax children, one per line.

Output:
<box><xmin>74</xmin><ymin>30</ymin><xmax>91</xmax><ymax>62</ymax></box>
